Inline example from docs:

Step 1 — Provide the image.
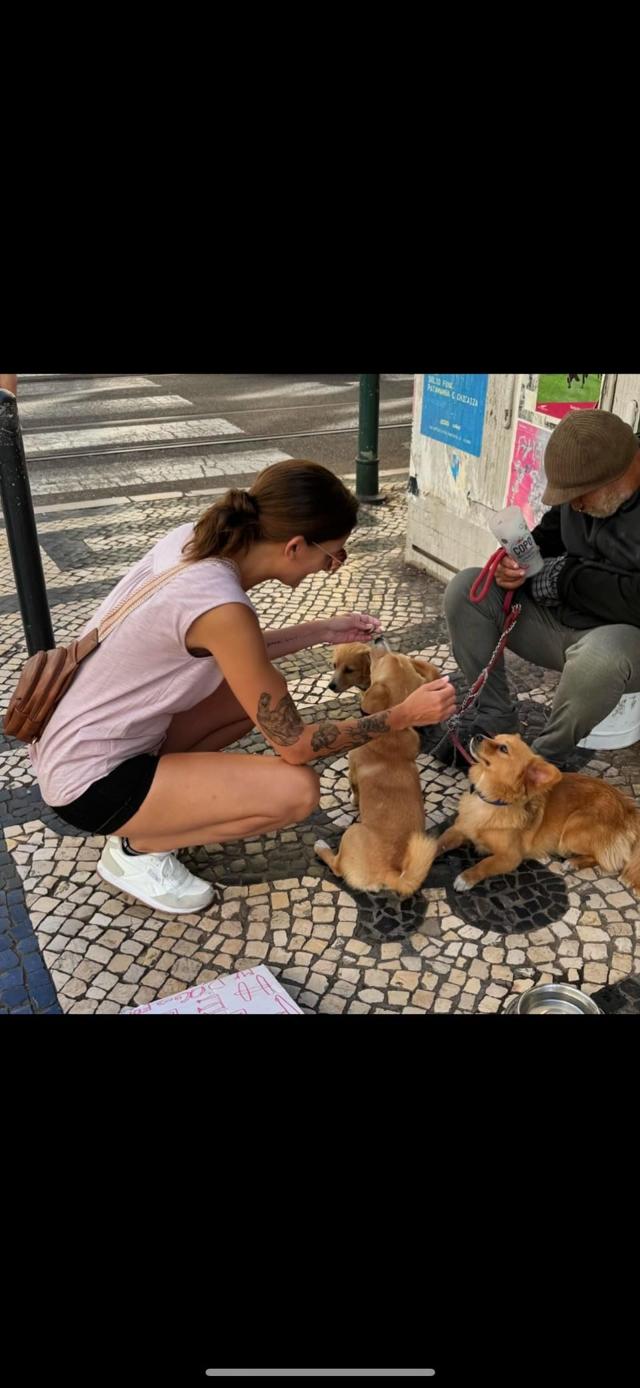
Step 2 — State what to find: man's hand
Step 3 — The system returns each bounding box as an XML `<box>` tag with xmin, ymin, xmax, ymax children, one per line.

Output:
<box><xmin>494</xmin><ymin>556</ymin><xmax>527</xmax><ymax>591</ymax></box>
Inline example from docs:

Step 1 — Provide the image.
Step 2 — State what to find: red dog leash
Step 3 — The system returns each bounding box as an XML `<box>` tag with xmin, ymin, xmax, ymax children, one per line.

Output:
<box><xmin>445</xmin><ymin>548</ymin><xmax>521</xmax><ymax>765</ymax></box>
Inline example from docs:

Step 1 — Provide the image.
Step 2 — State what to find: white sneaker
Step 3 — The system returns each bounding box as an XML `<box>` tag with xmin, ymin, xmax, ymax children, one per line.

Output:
<box><xmin>98</xmin><ymin>836</ymin><xmax>215</xmax><ymax>914</ymax></box>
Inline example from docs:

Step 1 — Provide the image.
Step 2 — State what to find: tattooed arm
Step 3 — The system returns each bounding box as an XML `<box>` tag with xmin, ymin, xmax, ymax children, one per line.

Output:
<box><xmin>262</xmin><ymin>622</ymin><xmax>325</xmax><ymax>660</ymax></box>
<box><xmin>256</xmin><ymin>688</ymin><xmax>396</xmax><ymax>763</ymax></box>
<box><xmin>189</xmin><ymin>603</ymin><xmax>455</xmax><ymax>765</ymax></box>
<box><xmin>263</xmin><ymin>614</ymin><xmax>381</xmax><ymax>659</ymax></box>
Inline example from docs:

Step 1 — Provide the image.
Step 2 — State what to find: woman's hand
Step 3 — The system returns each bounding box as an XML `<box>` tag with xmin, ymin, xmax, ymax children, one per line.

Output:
<box><xmin>396</xmin><ymin>677</ymin><xmax>457</xmax><ymax>728</ymax></box>
<box><xmin>316</xmin><ymin>613</ymin><xmax>382</xmax><ymax>645</ymax></box>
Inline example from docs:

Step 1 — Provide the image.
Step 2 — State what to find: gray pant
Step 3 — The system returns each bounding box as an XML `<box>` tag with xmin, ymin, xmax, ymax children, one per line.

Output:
<box><xmin>444</xmin><ymin>567</ymin><xmax>640</xmax><ymax>760</ymax></box>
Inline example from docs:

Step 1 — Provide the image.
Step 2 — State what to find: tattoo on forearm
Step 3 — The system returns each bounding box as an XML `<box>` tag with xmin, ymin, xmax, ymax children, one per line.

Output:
<box><xmin>257</xmin><ymin>691</ymin><xmax>305</xmax><ymax>746</ymax></box>
<box><xmin>259</xmin><ymin>690</ymin><xmax>392</xmax><ymax>755</ymax></box>
<box><xmin>310</xmin><ymin>721</ymin><xmax>341</xmax><ymax>752</ymax></box>
<box><xmin>349</xmin><ymin>712</ymin><xmax>391</xmax><ymax>745</ymax></box>
<box><xmin>311</xmin><ymin>711</ymin><xmax>391</xmax><ymax>753</ymax></box>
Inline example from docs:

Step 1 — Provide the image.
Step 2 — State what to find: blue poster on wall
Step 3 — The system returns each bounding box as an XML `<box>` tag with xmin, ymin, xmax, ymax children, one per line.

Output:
<box><xmin>420</xmin><ymin>374</ymin><xmax>489</xmax><ymax>457</ymax></box>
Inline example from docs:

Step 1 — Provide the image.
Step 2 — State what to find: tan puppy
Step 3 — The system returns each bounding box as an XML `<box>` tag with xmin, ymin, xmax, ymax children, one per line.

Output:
<box><xmin>329</xmin><ymin>642</ymin><xmax>439</xmax><ymax>694</ymax></box>
<box><xmin>436</xmin><ymin>732</ymin><xmax>640</xmax><ymax>893</ymax></box>
<box><xmin>315</xmin><ymin>649</ymin><xmax>440</xmax><ymax>896</ymax></box>
<box><xmin>329</xmin><ymin>642</ymin><xmax>373</xmax><ymax>693</ymax></box>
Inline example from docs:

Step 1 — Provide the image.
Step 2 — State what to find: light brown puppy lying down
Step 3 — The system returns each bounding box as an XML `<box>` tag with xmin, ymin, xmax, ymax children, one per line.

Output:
<box><xmin>329</xmin><ymin>642</ymin><xmax>440</xmax><ymax>695</ymax></box>
<box><xmin>436</xmin><ymin>732</ymin><xmax>640</xmax><ymax>893</ymax></box>
<box><xmin>315</xmin><ymin>648</ymin><xmax>441</xmax><ymax>896</ymax></box>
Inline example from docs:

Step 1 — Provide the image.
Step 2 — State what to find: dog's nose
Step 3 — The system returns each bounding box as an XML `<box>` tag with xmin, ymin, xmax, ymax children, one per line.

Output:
<box><xmin>329</xmin><ymin>679</ymin><xmax>339</xmax><ymax>692</ymax></box>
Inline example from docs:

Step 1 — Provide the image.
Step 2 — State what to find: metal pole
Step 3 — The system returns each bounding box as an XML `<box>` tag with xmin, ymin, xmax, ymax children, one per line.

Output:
<box><xmin>355</xmin><ymin>373</ymin><xmax>384</xmax><ymax>503</ymax></box>
<box><xmin>0</xmin><ymin>388</ymin><xmax>55</xmax><ymax>654</ymax></box>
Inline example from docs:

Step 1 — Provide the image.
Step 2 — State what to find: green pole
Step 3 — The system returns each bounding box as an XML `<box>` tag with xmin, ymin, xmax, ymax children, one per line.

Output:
<box><xmin>355</xmin><ymin>373</ymin><xmax>383</xmax><ymax>502</ymax></box>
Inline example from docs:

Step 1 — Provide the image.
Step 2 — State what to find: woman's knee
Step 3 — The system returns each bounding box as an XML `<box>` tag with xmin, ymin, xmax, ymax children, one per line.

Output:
<box><xmin>282</xmin><ymin>765</ymin><xmax>320</xmax><ymax>821</ymax></box>
<box><xmin>443</xmin><ymin>567</ymin><xmax>480</xmax><ymax>624</ymax></box>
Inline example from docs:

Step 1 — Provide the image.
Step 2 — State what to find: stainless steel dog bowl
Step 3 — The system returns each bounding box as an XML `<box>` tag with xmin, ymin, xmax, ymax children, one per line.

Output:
<box><xmin>503</xmin><ymin>983</ymin><xmax>603</xmax><ymax>1015</ymax></box>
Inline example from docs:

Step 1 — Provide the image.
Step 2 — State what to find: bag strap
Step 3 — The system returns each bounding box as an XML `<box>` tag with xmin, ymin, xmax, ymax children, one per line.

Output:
<box><xmin>96</xmin><ymin>561</ymin><xmax>188</xmax><ymax>643</ymax></box>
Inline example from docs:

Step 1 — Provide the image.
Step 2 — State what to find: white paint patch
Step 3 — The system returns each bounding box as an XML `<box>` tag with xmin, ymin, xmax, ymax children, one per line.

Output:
<box><xmin>24</xmin><ymin>417</ymin><xmax>243</xmax><ymax>456</ymax></box>
<box><xmin>17</xmin><ymin>375</ymin><xmax>159</xmax><ymax>400</ymax></box>
<box><xmin>19</xmin><ymin>394</ymin><xmax>192</xmax><ymax>421</ymax></box>
<box><xmin>226</xmin><ymin>380</ymin><xmax>359</xmax><ymax>401</ymax></box>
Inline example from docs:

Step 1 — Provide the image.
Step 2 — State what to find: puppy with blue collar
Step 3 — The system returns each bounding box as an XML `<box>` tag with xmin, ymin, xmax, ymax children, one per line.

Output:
<box><xmin>434</xmin><ymin>731</ymin><xmax>640</xmax><ymax>895</ymax></box>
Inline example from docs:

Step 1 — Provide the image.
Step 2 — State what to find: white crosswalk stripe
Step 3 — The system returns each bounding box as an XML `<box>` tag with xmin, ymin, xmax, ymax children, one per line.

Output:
<box><xmin>19</xmin><ymin>394</ymin><xmax>193</xmax><ymax>422</ymax></box>
<box><xmin>225</xmin><ymin>380</ymin><xmax>359</xmax><ymax>401</ymax></box>
<box><xmin>17</xmin><ymin>375</ymin><xmax>160</xmax><ymax>399</ymax></box>
<box><xmin>24</xmin><ymin>417</ymin><xmax>243</xmax><ymax>457</ymax></box>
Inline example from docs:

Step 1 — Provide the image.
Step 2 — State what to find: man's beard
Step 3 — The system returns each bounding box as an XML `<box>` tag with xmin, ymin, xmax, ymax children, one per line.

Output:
<box><xmin>578</xmin><ymin>482</ymin><xmax>637</xmax><ymax>518</ymax></box>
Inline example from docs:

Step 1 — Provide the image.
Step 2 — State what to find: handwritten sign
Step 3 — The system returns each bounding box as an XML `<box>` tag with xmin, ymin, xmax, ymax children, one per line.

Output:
<box><xmin>124</xmin><ymin>965</ymin><xmax>303</xmax><ymax>1016</ymax></box>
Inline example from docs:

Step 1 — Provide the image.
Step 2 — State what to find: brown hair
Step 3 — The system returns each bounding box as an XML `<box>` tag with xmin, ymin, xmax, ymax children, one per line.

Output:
<box><xmin>182</xmin><ymin>458</ymin><xmax>359</xmax><ymax>563</ymax></box>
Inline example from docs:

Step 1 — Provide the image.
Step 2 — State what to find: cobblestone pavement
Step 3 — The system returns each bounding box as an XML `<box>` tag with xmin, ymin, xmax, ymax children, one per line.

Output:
<box><xmin>2</xmin><ymin>484</ymin><xmax>640</xmax><ymax>1015</ymax></box>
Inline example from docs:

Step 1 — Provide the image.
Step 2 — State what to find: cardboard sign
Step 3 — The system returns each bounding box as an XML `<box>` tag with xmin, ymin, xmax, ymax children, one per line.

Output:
<box><xmin>125</xmin><ymin>965</ymin><xmax>303</xmax><ymax>1015</ymax></box>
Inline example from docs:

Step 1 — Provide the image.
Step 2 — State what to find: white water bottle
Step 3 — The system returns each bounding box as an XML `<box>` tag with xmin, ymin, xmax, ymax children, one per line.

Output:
<box><xmin>488</xmin><ymin>505</ymin><xmax>544</xmax><ymax>576</ymax></box>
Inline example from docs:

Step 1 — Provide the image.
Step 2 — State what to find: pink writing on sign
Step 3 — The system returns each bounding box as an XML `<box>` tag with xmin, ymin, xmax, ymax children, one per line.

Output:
<box><xmin>274</xmin><ymin>992</ymin><xmax>303</xmax><ymax>1015</ymax></box>
<box><xmin>195</xmin><ymin>995</ymin><xmax>229</xmax><ymax>1014</ymax></box>
<box><xmin>234</xmin><ymin>969</ymin><xmax>278</xmax><ymax>1004</ymax></box>
<box><xmin>125</xmin><ymin>964</ymin><xmax>303</xmax><ymax>1015</ymax></box>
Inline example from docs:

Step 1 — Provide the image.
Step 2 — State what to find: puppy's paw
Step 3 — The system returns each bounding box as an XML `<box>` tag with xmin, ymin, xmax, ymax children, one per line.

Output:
<box><xmin>314</xmin><ymin>839</ymin><xmax>331</xmax><ymax>857</ymax></box>
<box><xmin>453</xmin><ymin>872</ymin><xmax>473</xmax><ymax>892</ymax></box>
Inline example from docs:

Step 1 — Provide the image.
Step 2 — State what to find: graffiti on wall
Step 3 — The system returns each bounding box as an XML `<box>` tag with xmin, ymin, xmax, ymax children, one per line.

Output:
<box><xmin>506</xmin><ymin>420</ymin><xmax>553</xmax><ymax>529</ymax></box>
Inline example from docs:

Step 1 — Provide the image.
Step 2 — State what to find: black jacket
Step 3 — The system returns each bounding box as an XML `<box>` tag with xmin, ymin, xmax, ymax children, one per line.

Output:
<box><xmin>532</xmin><ymin>450</ymin><xmax>640</xmax><ymax>630</ymax></box>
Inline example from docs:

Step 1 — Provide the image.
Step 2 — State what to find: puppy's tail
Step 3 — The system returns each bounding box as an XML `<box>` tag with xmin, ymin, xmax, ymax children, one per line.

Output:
<box><xmin>384</xmin><ymin>833</ymin><xmax>438</xmax><ymax>898</ymax></box>
<box><xmin>622</xmin><ymin>820</ymin><xmax>640</xmax><ymax>892</ymax></box>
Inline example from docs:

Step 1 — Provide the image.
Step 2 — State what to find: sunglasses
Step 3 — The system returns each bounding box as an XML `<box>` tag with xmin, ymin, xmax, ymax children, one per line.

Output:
<box><xmin>311</xmin><ymin>541</ymin><xmax>348</xmax><ymax>572</ymax></box>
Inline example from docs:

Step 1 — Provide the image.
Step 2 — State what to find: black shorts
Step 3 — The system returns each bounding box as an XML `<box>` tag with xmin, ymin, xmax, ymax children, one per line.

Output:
<box><xmin>51</xmin><ymin>753</ymin><xmax>159</xmax><ymax>835</ymax></box>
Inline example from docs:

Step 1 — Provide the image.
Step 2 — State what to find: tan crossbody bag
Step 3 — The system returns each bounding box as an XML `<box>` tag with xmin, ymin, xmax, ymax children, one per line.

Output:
<box><xmin>3</xmin><ymin>561</ymin><xmax>187</xmax><ymax>744</ymax></box>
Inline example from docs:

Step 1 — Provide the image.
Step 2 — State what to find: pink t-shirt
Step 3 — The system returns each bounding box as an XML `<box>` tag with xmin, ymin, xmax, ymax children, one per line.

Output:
<box><xmin>29</xmin><ymin>523</ymin><xmax>257</xmax><ymax>806</ymax></box>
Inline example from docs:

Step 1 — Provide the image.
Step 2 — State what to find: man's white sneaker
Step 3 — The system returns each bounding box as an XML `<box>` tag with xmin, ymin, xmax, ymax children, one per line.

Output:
<box><xmin>98</xmin><ymin>836</ymin><xmax>215</xmax><ymax>914</ymax></box>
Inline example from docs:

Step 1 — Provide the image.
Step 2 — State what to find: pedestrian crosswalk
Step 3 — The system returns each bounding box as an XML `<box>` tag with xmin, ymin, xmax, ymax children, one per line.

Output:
<box><xmin>14</xmin><ymin>374</ymin><xmax>413</xmax><ymax>502</ymax></box>
<box><xmin>16</xmin><ymin>377</ymin><xmax>289</xmax><ymax>493</ymax></box>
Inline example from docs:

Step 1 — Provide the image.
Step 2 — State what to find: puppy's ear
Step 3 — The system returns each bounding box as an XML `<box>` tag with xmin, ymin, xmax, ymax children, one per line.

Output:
<box><xmin>357</xmin><ymin>650</ymin><xmax>372</xmax><ymax>687</ymax></box>
<box><xmin>361</xmin><ymin>681</ymin><xmax>392</xmax><ymax>714</ymax></box>
<box><xmin>524</xmin><ymin>757</ymin><xmax>562</xmax><ymax>793</ymax></box>
<box><xmin>411</xmin><ymin>657</ymin><xmax>439</xmax><ymax>683</ymax></box>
